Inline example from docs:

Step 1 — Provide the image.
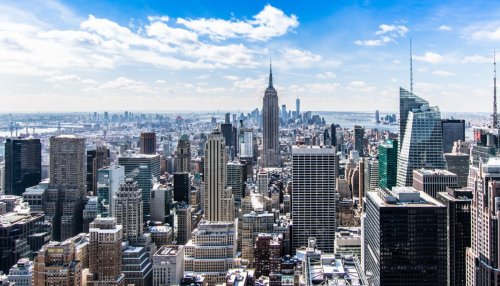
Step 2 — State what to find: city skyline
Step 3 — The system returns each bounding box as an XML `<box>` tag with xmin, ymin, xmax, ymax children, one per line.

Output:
<box><xmin>1</xmin><ymin>0</ymin><xmax>499</xmax><ymax>112</ymax></box>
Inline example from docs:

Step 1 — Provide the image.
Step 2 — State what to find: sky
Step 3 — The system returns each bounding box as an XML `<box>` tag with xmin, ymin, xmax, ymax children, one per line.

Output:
<box><xmin>0</xmin><ymin>0</ymin><xmax>499</xmax><ymax>113</ymax></box>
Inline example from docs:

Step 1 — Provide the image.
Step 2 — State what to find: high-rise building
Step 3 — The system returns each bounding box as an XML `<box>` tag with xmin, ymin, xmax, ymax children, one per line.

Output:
<box><xmin>150</xmin><ymin>181</ymin><xmax>173</xmax><ymax>224</ymax></box>
<box><xmin>176</xmin><ymin>203</ymin><xmax>192</xmax><ymax>245</ymax></box>
<box><xmin>152</xmin><ymin>246</ymin><xmax>185</xmax><ymax>286</ymax></box>
<box><xmin>33</xmin><ymin>237</ymin><xmax>83</xmax><ymax>286</ymax></box>
<box><xmin>261</xmin><ymin>64</ymin><xmax>281</xmax><ymax>167</ymax></box>
<box><xmin>397</xmin><ymin>94</ymin><xmax>446</xmax><ymax>186</ymax></box>
<box><xmin>97</xmin><ymin>165</ymin><xmax>125</xmax><ymax>217</ymax></box>
<box><xmin>114</xmin><ymin>179</ymin><xmax>143</xmax><ymax>243</ymax></box>
<box><xmin>118</xmin><ymin>153</ymin><xmax>161</xmax><ymax>218</ymax></box>
<box><xmin>175</xmin><ymin>135</ymin><xmax>191</xmax><ymax>173</ymax></box>
<box><xmin>466</xmin><ymin>158</ymin><xmax>500</xmax><ymax>285</ymax></box>
<box><xmin>441</xmin><ymin>119</ymin><xmax>465</xmax><ymax>154</ymax></box>
<box><xmin>353</xmin><ymin>126</ymin><xmax>365</xmax><ymax>156</ymax></box>
<box><xmin>363</xmin><ymin>187</ymin><xmax>447</xmax><ymax>286</ymax></box>
<box><xmin>412</xmin><ymin>169</ymin><xmax>458</xmax><ymax>198</ymax></box>
<box><xmin>86</xmin><ymin>144</ymin><xmax>110</xmax><ymax>195</ymax></box>
<box><xmin>4</xmin><ymin>138</ymin><xmax>41</xmax><ymax>196</ymax></box>
<box><xmin>375</xmin><ymin>110</ymin><xmax>380</xmax><ymax>124</ymax></box>
<box><xmin>173</xmin><ymin>172</ymin><xmax>190</xmax><ymax>203</ymax></box>
<box><xmin>444</xmin><ymin>141</ymin><xmax>470</xmax><ymax>188</ymax></box>
<box><xmin>292</xmin><ymin>146</ymin><xmax>337</xmax><ymax>253</ymax></box>
<box><xmin>184</xmin><ymin>221</ymin><xmax>236</xmax><ymax>285</ymax></box>
<box><xmin>378</xmin><ymin>139</ymin><xmax>397</xmax><ymax>190</ymax></box>
<box><xmin>241</xmin><ymin>211</ymin><xmax>274</xmax><ymax>262</ymax></box>
<box><xmin>140</xmin><ymin>132</ymin><xmax>156</xmax><ymax>155</ymax></box>
<box><xmin>87</xmin><ymin>217</ymin><xmax>125</xmax><ymax>286</ymax></box>
<box><xmin>48</xmin><ymin>135</ymin><xmax>86</xmax><ymax>241</ymax></box>
<box><xmin>121</xmin><ymin>244</ymin><xmax>152</xmax><ymax>286</ymax></box>
<box><xmin>364</xmin><ymin>157</ymin><xmax>379</xmax><ymax>193</ymax></box>
<box><xmin>254</xmin><ymin>234</ymin><xmax>282</xmax><ymax>278</ymax></box>
<box><xmin>239</xmin><ymin>128</ymin><xmax>254</xmax><ymax>158</ymax></box>
<box><xmin>204</xmin><ymin>129</ymin><xmax>234</xmax><ymax>222</ymax></box>
<box><xmin>8</xmin><ymin>258</ymin><xmax>33</xmax><ymax>286</ymax></box>
<box><xmin>226</xmin><ymin>161</ymin><xmax>246</xmax><ymax>204</ymax></box>
<box><xmin>296</xmin><ymin>97</ymin><xmax>301</xmax><ymax>119</ymax></box>
<box><xmin>437</xmin><ymin>188</ymin><xmax>472</xmax><ymax>286</ymax></box>
<box><xmin>331</xmin><ymin>123</ymin><xmax>337</xmax><ymax>147</ymax></box>
<box><xmin>399</xmin><ymin>87</ymin><xmax>429</xmax><ymax>150</ymax></box>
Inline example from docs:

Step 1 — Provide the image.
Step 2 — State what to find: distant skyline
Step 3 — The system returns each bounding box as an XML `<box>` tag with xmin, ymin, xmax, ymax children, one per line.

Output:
<box><xmin>1</xmin><ymin>0</ymin><xmax>499</xmax><ymax>112</ymax></box>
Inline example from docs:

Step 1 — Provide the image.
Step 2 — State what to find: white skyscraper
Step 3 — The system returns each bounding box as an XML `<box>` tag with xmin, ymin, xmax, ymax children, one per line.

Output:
<box><xmin>113</xmin><ymin>178</ymin><xmax>143</xmax><ymax>242</ymax></box>
<box><xmin>292</xmin><ymin>146</ymin><xmax>337</xmax><ymax>253</ymax></box>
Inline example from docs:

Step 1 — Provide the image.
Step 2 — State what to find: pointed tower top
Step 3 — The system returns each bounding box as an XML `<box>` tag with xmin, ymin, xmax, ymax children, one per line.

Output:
<box><xmin>268</xmin><ymin>59</ymin><xmax>273</xmax><ymax>88</ymax></box>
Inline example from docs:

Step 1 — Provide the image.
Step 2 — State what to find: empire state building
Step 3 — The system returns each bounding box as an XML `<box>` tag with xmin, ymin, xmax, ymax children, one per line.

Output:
<box><xmin>261</xmin><ymin>63</ymin><xmax>281</xmax><ymax>167</ymax></box>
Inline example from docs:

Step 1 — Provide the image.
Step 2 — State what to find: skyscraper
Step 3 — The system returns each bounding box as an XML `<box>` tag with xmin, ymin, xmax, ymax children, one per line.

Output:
<box><xmin>441</xmin><ymin>119</ymin><xmax>465</xmax><ymax>153</ymax></box>
<box><xmin>173</xmin><ymin>172</ymin><xmax>190</xmax><ymax>203</ymax></box>
<box><xmin>113</xmin><ymin>179</ymin><xmax>143</xmax><ymax>243</ymax></box>
<box><xmin>296</xmin><ymin>97</ymin><xmax>300</xmax><ymax>119</ymax></box>
<box><xmin>140</xmin><ymin>132</ymin><xmax>156</xmax><ymax>155</ymax></box>
<box><xmin>261</xmin><ymin>63</ymin><xmax>281</xmax><ymax>167</ymax></box>
<box><xmin>97</xmin><ymin>165</ymin><xmax>125</xmax><ymax>217</ymax></box>
<box><xmin>354</xmin><ymin>125</ymin><xmax>365</xmax><ymax>156</ymax></box>
<box><xmin>204</xmin><ymin>129</ymin><xmax>234</xmax><ymax>222</ymax></box>
<box><xmin>397</xmin><ymin>92</ymin><xmax>446</xmax><ymax>186</ymax></box>
<box><xmin>363</xmin><ymin>187</ymin><xmax>447</xmax><ymax>286</ymax></box>
<box><xmin>378</xmin><ymin>139</ymin><xmax>397</xmax><ymax>189</ymax></box>
<box><xmin>49</xmin><ymin>135</ymin><xmax>86</xmax><ymax>241</ymax></box>
<box><xmin>412</xmin><ymin>169</ymin><xmax>458</xmax><ymax>198</ymax></box>
<box><xmin>4</xmin><ymin>138</ymin><xmax>41</xmax><ymax>196</ymax></box>
<box><xmin>331</xmin><ymin>123</ymin><xmax>337</xmax><ymax>147</ymax></box>
<box><xmin>175</xmin><ymin>135</ymin><xmax>191</xmax><ymax>173</ymax></box>
<box><xmin>87</xmin><ymin>217</ymin><xmax>125</xmax><ymax>286</ymax></box>
<box><xmin>86</xmin><ymin>144</ymin><xmax>110</xmax><ymax>195</ymax></box>
<box><xmin>399</xmin><ymin>87</ymin><xmax>429</xmax><ymax>150</ymax></box>
<box><xmin>292</xmin><ymin>146</ymin><xmax>337</xmax><ymax>253</ymax></box>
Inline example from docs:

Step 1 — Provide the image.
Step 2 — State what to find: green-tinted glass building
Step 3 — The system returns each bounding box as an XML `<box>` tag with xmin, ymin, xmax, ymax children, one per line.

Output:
<box><xmin>378</xmin><ymin>139</ymin><xmax>397</xmax><ymax>189</ymax></box>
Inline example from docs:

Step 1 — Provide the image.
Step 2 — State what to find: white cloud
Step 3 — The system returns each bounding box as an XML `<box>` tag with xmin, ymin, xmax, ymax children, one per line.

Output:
<box><xmin>148</xmin><ymin>16</ymin><xmax>169</xmax><ymax>22</ymax></box>
<box><xmin>280</xmin><ymin>48</ymin><xmax>321</xmax><ymax>67</ymax></box>
<box><xmin>462</xmin><ymin>54</ymin><xmax>491</xmax><ymax>64</ymax></box>
<box><xmin>465</xmin><ymin>21</ymin><xmax>500</xmax><ymax>41</ymax></box>
<box><xmin>432</xmin><ymin>70</ymin><xmax>455</xmax><ymax>77</ymax></box>
<box><xmin>316</xmin><ymin>72</ymin><xmax>336</xmax><ymax>79</ymax></box>
<box><xmin>155</xmin><ymin>79</ymin><xmax>166</xmax><ymax>84</ymax></box>
<box><xmin>348</xmin><ymin>80</ymin><xmax>375</xmax><ymax>92</ymax></box>
<box><xmin>46</xmin><ymin>74</ymin><xmax>97</xmax><ymax>84</ymax></box>
<box><xmin>224</xmin><ymin>75</ymin><xmax>239</xmax><ymax>81</ymax></box>
<box><xmin>176</xmin><ymin>4</ymin><xmax>298</xmax><ymax>41</ymax></box>
<box><xmin>306</xmin><ymin>83</ymin><xmax>340</xmax><ymax>92</ymax></box>
<box><xmin>438</xmin><ymin>25</ymin><xmax>452</xmax><ymax>31</ymax></box>
<box><xmin>355</xmin><ymin>23</ymin><xmax>408</xmax><ymax>46</ymax></box>
<box><xmin>233</xmin><ymin>77</ymin><xmax>265</xmax><ymax>89</ymax></box>
<box><xmin>92</xmin><ymin>77</ymin><xmax>155</xmax><ymax>93</ymax></box>
<box><xmin>414</xmin><ymin>52</ymin><xmax>445</xmax><ymax>64</ymax></box>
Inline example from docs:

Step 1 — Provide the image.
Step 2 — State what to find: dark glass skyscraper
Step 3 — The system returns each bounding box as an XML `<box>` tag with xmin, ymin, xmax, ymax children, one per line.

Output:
<box><xmin>399</xmin><ymin>87</ymin><xmax>429</xmax><ymax>150</ymax></box>
<box><xmin>261</xmin><ymin>63</ymin><xmax>280</xmax><ymax>167</ymax></box>
<box><xmin>441</xmin><ymin>119</ymin><xmax>465</xmax><ymax>153</ymax></box>
<box><xmin>4</xmin><ymin>138</ymin><xmax>41</xmax><ymax>196</ymax></box>
<box><xmin>378</xmin><ymin>139</ymin><xmax>397</xmax><ymax>189</ymax></box>
<box><xmin>354</xmin><ymin>125</ymin><xmax>365</xmax><ymax>156</ymax></box>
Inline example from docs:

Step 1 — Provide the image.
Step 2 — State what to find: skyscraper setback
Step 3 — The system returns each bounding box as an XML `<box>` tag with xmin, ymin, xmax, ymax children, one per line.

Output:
<box><xmin>261</xmin><ymin>63</ymin><xmax>281</xmax><ymax>167</ymax></box>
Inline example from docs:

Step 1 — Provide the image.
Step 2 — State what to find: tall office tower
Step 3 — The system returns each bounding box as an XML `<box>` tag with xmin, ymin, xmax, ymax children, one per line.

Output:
<box><xmin>292</xmin><ymin>146</ymin><xmax>337</xmax><ymax>253</ymax></box>
<box><xmin>254</xmin><ymin>234</ymin><xmax>282</xmax><ymax>278</ymax></box>
<box><xmin>150</xmin><ymin>182</ymin><xmax>173</xmax><ymax>224</ymax></box>
<box><xmin>444</xmin><ymin>150</ymin><xmax>470</xmax><ymax>188</ymax></box>
<box><xmin>4</xmin><ymin>138</ymin><xmax>41</xmax><ymax>196</ymax></box>
<box><xmin>175</xmin><ymin>135</ymin><xmax>191</xmax><ymax>173</ymax></box>
<box><xmin>0</xmin><ymin>164</ymin><xmax>4</xmax><ymax>195</ymax></box>
<box><xmin>353</xmin><ymin>125</ymin><xmax>365</xmax><ymax>156</ymax></box>
<box><xmin>437</xmin><ymin>188</ymin><xmax>472</xmax><ymax>286</ymax></box>
<box><xmin>281</xmin><ymin>104</ymin><xmax>287</xmax><ymax>121</ymax></box>
<box><xmin>412</xmin><ymin>169</ymin><xmax>458</xmax><ymax>198</ymax></box>
<box><xmin>261</xmin><ymin>63</ymin><xmax>281</xmax><ymax>167</ymax></box>
<box><xmin>257</xmin><ymin>170</ymin><xmax>269</xmax><ymax>195</ymax></box>
<box><xmin>184</xmin><ymin>221</ymin><xmax>236</xmax><ymax>285</ymax></box>
<box><xmin>378</xmin><ymin>139</ymin><xmax>398</xmax><ymax>189</ymax></box>
<box><xmin>397</xmin><ymin>99</ymin><xmax>446</xmax><ymax>186</ymax></box>
<box><xmin>49</xmin><ymin>135</ymin><xmax>86</xmax><ymax>241</ymax></box>
<box><xmin>399</xmin><ymin>87</ymin><xmax>429</xmax><ymax>150</ymax></box>
<box><xmin>375</xmin><ymin>110</ymin><xmax>380</xmax><ymax>124</ymax></box>
<box><xmin>173</xmin><ymin>172</ymin><xmax>190</xmax><ymax>203</ymax></box>
<box><xmin>152</xmin><ymin>246</ymin><xmax>185</xmax><ymax>286</ymax></box>
<box><xmin>240</xmin><ymin>128</ymin><xmax>254</xmax><ymax>158</ymax></box>
<box><xmin>364</xmin><ymin>158</ymin><xmax>379</xmax><ymax>194</ymax></box>
<box><xmin>83</xmin><ymin>197</ymin><xmax>98</xmax><ymax>232</ymax></box>
<box><xmin>176</xmin><ymin>203</ymin><xmax>192</xmax><ymax>245</ymax></box>
<box><xmin>363</xmin><ymin>187</ymin><xmax>447</xmax><ymax>286</ymax></box>
<box><xmin>140</xmin><ymin>132</ymin><xmax>156</xmax><ymax>155</ymax></box>
<box><xmin>466</xmin><ymin>158</ymin><xmax>500</xmax><ymax>285</ymax></box>
<box><xmin>114</xmin><ymin>179</ymin><xmax>143</xmax><ymax>243</ymax></box>
<box><xmin>296</xmin><ymin>97</ymin><xmax>301</xmax><ymax>119</ymax></box>
<box><xmin>86</xmin><ymin>144</ymin><xmax>110</xmax><ymax>195</ymax></box>
<box><xmin>34</xmin><ymin>238</ymin><xmax>83</xmax><ymax>286</ymax></box>
<box><xmin>0</xmin><ymin>210</ymin><xmax>46</xmax><ymax>273</ymax></box>
<box><xmin>121</xmin><ymin>244</ymin><xmax>153</xmax><ymax>286</ymax></box>
<box><xmin>118</xmin><ymin>153</ymin><xmax>160</xmax><ymax>218</ymax></box>
<box><xmin>97</xmin><ymin>165</ymin><xmax>125</xmax><ymax>217</ymax></box>
<box><xmin>8</xmin><ymin>258</ymin><xmax>33</xmax><ymax>286</ymax></box>
<box><xmin>331</xmin><ymin>123</ymin><xmax>337</xmax><ymax>147</ymax></box>
<box><xmin>227</xmin><ymin>161</ymin><xmax>246</xmax><ymax>204</ymax></box>
<box><xmin>87</xmin><ymin>218</ymin><xmax>125</xmax><ymax>286</ymax></box>
<box><xmin>358</xmin><ymin>160</ymin><xmax>365</xmax><ymax>204</ymax></box>
<box><xmin>204</xmin><ymin>129</ymin><xmax>234</xmax><ymax>222</ymax></box>
<box><xmin>241</xmin><ymin>211</ymin><xmax>274</xmax><ymax>262</ymax></box>
<box><xmin>441</xmin><ymin>119</ymin><xmax>465</xmax><ymax>153</ymax></box>
<box><xmin>221</xmin><ymin>123</ymin><xmax>233</xmax><ymax>148</ymax></box>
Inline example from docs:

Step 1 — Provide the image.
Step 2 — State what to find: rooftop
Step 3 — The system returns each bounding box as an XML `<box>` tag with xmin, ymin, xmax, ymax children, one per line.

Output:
<box><xmin>155</xmin><ymin>245</ymin><xmax>183</xmax><ymax>256</ymax></box>
<box><xmin>370</xmin><ymin>187</ymin><xmax>445</xmax><ymax>208</ymax></box>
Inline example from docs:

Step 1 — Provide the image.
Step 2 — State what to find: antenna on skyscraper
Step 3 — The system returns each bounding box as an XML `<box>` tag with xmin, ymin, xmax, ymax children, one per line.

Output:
<box><xmin>493</xmin><ymin>50</ymin><xmax>498</xmax><ymax>128</ymax></box>
<box><xmin>410</xmin><ymin>37</ymin><xmax>413</xmax><ymax>94</ymax></box>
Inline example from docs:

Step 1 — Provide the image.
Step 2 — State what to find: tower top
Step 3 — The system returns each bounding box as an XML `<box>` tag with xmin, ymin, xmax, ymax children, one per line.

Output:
<box><xmin>268</xmin><ymin>59</ymin><xmax>273</xmax><ymax>88</ymax></box>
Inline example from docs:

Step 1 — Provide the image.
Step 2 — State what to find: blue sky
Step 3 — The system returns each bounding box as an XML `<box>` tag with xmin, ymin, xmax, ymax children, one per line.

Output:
<box><xmin>0</xmin><ymin>0</ymin><xmax>499</xmax><ymax>112</ymax></box>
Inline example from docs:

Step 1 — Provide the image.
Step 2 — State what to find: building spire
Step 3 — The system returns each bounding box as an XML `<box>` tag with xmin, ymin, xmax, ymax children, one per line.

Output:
<box><xmin>494</xmin><ymin>50</ymin><xmax>498</xmax><ymax>128</ymax></box>
<box><xmin>410</xmin><ymin>37</ymin><xmax>413</xmax><ymax>94</ymax></box>
<box><xmin>268</xmin><ymin>59</ymin><xmax>273</xmax><ymax>88</ymax></box>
